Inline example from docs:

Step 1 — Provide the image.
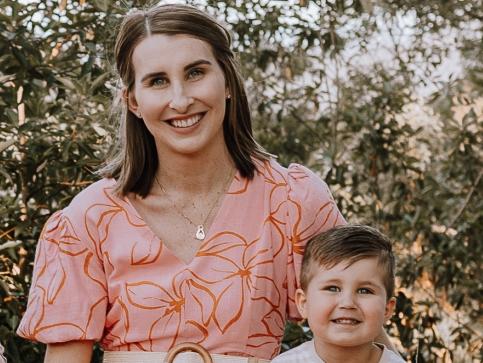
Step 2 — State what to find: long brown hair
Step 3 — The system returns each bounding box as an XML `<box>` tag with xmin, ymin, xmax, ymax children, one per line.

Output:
<box><xmin>99</xmin><ymin>4</ymin><xmax>270</xmax><ymax>197</ymax></box>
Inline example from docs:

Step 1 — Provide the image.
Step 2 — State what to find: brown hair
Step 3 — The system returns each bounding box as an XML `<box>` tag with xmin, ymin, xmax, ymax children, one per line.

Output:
<box><xmin>99</xmin><ymin>4</ymin><xmax>270</xmax><ymax>197</ymax></box>
<box><xmin>300</xmin><ymin>225</ymin><xmax>396</xmax><ymax>300</ymax></box>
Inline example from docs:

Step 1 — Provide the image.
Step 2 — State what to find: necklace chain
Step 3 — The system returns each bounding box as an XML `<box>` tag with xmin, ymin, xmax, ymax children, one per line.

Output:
<box><xmin>154</xmin><ymin>169</ymin><xmax>234</xmax><ymax>241</ymax></box>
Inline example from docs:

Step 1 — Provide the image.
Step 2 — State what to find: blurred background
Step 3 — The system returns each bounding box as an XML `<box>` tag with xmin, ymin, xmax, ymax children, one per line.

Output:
<box><xmin>0</xmin><ymin>0</ymin><xmax>481</xmax><ymax>362</ymax></box>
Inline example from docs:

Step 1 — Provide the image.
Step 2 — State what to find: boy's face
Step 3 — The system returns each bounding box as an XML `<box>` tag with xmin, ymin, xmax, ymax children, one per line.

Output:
<box><xmin>296</xmin><ymin>257</ymin><xmax>395</xmax><ymax>349</ymax></box>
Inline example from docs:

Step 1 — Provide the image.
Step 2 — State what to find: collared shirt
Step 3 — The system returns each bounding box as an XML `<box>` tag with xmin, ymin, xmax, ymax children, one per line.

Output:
<box><xmin>271</xmin><ymin>340</ymin><xmax>405</xmax><ymax>363</ymax></box>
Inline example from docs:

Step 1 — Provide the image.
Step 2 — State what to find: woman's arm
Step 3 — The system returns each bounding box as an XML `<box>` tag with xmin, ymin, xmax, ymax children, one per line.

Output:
<box><xmin>45</xmin><ymin>341</ymin><xmax>94</xmax><ymax>363</ymax></box>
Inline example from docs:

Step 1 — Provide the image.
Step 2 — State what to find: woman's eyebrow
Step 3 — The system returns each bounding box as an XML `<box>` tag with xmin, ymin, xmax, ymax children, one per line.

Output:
<box><xmin>141</xmin><ymin>71</ymin><xmax>166</xmax><ymax>83</ymax></box>
<box><xmin>140</xmin><ymin>59</ymin><xmax>212</xmax><ymax>83</ymax></box>
<box><xmin>184</xmin><ymin>59</ymin><xmax>212</xmax><ymax>70</ymax></box>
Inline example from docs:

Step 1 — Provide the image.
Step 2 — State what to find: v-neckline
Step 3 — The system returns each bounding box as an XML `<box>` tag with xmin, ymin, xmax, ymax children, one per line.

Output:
<box><xmin>122</xmin><ymin>171</ymin><xmax>238</xmax><ymax>266</ymax></box>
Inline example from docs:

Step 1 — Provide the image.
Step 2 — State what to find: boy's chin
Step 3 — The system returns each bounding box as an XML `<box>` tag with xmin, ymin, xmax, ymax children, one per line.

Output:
<box><xmin>317</xmin><ymin>336</ymin><xmax>378</xmax><ymax>349</ymax></box>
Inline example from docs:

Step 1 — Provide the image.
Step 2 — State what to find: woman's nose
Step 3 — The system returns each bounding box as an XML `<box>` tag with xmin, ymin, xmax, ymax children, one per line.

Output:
<box><xmin>168</xmin><ymin>85</ymin><xmax>194</xmax><ymax>113</ymax></box>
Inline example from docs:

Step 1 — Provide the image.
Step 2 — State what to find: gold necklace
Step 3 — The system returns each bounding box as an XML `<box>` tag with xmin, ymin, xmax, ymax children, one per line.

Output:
<box><xmin>154</xmin><ymin>169</ymin><xmax>234</xmax><ymax>241</ymax></box>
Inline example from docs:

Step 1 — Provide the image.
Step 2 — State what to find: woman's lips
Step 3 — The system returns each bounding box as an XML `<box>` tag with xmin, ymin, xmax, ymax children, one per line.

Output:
<box><xmin>168</xmin><ymin>113</ymin><xmax>204</xmax><ymax>128</ymax></box>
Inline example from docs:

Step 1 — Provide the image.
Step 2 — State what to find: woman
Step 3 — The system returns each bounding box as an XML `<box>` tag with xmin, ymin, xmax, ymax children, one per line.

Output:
<box><xmin>17</xmin><ymin>4</ymin><xmax>346</xmax><ymax>362</ymax></box>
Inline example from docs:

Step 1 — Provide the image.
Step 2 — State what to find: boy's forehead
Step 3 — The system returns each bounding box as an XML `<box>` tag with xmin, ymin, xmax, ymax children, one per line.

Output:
<box><xmin>308</xmin><ymin>256</ymin><xmax>385</xmax><ymax>283</ymax></box>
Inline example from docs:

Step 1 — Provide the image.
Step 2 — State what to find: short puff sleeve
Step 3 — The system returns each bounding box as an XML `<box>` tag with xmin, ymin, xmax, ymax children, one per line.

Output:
<box><xmin>17</xmin><ymin>209</ymin><xmax>108</xmax><ymax>343</ymax></box>
<box><xmin>285</xmin><ymin>163</ymin><xmax>346</xmax><ymax>319</ymax></box>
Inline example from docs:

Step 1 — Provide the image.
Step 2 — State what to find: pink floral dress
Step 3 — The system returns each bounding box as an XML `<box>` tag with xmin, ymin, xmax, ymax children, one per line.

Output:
<box><xmin>17</xmin><ymin>159</ymin><xmax>344</xmax><ymax>360</ymax></box>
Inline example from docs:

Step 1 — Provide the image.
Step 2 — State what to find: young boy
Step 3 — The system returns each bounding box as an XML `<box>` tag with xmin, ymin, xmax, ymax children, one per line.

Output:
<box><xmin>273</xmin><ymin>225</ymin><xmax>404</xmax><ymax>363</ymax></box>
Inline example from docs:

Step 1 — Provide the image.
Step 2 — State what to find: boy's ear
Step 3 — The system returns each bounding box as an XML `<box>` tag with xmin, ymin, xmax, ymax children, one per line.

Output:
<box><xmin>123</xmin><ymin>88</ymin><xmax>139</xmax><ymax>116</ymax></box>
<box><xmin>295</xmin><ymin>288</ymin><xmax>308</xmax><ymax>319</ymax></box>
<box><xmin>384</xmin><ymin>297</ymin><xmax>396</xmax><ymax>321</ymax></box>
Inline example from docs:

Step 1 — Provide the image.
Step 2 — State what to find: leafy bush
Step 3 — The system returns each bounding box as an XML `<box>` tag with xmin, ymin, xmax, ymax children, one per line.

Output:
<box><xmin>1</xmin><ymin>1</ymin><xmax>481</xmax><ymax>362</ymax></box>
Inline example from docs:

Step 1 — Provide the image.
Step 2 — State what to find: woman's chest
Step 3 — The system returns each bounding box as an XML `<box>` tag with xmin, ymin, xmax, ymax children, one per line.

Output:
<box><xmin>99</xmin><ymin>219</ymin><xmax>290</xmax><ymax>344</ymax></box>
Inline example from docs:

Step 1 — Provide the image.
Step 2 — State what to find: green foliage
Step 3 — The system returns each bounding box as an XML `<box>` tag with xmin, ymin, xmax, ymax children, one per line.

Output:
<box><xmin>1</xmin><ymin>1</ymin><xmax>481</xmax><ymax>362</ymax></box>
<box><xmin>0</xmin><ymin>0</ymin><xmax>124</xmax><ymax>360</ymax></box>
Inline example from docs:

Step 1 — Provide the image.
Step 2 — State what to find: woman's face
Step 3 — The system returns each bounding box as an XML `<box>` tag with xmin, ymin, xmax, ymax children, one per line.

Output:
<box><xmin>128</xmin><ymin>34</ymin><xmax>229</xmax><ymax>158</ymax></box>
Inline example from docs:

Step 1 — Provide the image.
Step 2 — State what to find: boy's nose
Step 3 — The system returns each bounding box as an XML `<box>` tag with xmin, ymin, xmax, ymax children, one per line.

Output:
<box><xmin>338</xmin><ymin>292</ymin><xmax>356</xmax><ymax>309</ymax></box>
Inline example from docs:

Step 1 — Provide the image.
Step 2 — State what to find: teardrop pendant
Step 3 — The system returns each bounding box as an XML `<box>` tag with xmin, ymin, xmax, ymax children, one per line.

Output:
<box><xmin>195</xmin><ymin>225</ymin><xmax>205</xmax><ymax>240</ymax></box>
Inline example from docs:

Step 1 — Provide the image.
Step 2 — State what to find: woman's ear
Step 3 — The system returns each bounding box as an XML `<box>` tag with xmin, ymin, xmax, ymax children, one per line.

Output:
<box><xmin>123</xmin><ymin>88</ymin><xmax>140</xmax><ymax>116</ymax></box>
<box><xmin>384</xmin><ymin>297</ymin><xmax>396</xmax><ymax>321</ymax></box>
<box><xmin>295</xmin><ymin>288</ymin><xmax>308</xmax><ymax>319</ymax></box>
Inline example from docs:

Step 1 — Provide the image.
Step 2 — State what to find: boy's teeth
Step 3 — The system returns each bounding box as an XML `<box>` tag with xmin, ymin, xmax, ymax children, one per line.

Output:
<box><xmin>170</xmin><ymin>114</ymin><xmax>201</xmax><ymax>128</ymax></box>
<box><xmin>333</xmin><ymin>318</ymin><xmax>360</xmax><ymax>325</ymax></box>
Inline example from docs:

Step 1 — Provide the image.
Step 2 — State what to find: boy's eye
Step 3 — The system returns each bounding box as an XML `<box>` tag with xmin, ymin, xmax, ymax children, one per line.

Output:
<box><xmin>187</xmin><ymin>68</ymin><xmax>204</xmax><ymax>80</ymax></box>
<box><xmin>357</xmin><ymin>287</ymin><xmax>373</xmax><ymax>294</ymax></box>
<box><xmin>324</xmin><ymin>285</ymin><xmax>340</xmax><ymax>292</ymax></box>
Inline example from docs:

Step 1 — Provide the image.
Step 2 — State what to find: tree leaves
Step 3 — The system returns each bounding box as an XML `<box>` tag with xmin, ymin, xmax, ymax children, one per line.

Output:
<box><xmin>0</xmin><ymin>1</ymin><xmax>481</xmax><ymax>362</ymax></box>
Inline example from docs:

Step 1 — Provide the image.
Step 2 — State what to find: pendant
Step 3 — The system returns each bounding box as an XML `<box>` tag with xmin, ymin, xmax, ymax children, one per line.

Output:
<box><xmin>195</xmin><ymin>225</ymin><xmax>205</xmax><ymax>240</ymax></box>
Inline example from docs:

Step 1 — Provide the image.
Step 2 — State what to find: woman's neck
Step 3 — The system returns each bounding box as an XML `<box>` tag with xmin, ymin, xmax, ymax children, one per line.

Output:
<box><xmin>155</xmin><ymin>142</ymin><xmax>235</xmax><ymax>195</ymax></box>
<box><xmin>314</xmin><ymin>339</ymin><xmax>383</xmax><ymax>363</ymax></box>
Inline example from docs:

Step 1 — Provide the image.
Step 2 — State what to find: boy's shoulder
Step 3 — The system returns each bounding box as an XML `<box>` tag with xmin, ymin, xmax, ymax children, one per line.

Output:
<box><xmin>272</xmin><ymin>341</ymin><xmax>404</xmax><ymax>363</ymax></box>
<box><xmin>271</xmin><ymin>340</ymin><xmax>325</xmax><ymax>363</ymax></box>
<box><xmin>376</xmin><ymin>343</ymin><xmax>406</xmax><ymax>363</ymax></box>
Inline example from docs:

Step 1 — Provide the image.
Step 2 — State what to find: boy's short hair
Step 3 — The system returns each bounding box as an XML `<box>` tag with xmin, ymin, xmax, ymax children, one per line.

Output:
<box><xmin>300</xmin><ymin>225</ymin><xmax>396</xmax><ymax>299</ymax></box>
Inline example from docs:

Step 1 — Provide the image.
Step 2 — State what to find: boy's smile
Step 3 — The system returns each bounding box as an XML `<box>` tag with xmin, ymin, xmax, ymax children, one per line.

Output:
<box><xmin>296</xmin><ymin>257</ymin><xmax>395</xmax><ymax>354</ymax></box>
<box><xmin>331</xmin><ymin>317</ymin><xmax>361</xmax><ymax>325</ymax></box>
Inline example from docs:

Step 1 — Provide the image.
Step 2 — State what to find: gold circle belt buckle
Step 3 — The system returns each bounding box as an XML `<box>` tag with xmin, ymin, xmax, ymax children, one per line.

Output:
<box><xmin>164</xmin><ymin>342</ymin><xmax>213</xmax><ymax>363</ymax></box>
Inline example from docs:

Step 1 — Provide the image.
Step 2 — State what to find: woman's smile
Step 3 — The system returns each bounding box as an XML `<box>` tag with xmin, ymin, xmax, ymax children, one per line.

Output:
<box><xmin>167</xmin><ymin>113</ymin><xmax>204</xmax><ymax>128</ymax></box>
<box><xmin>128</xmin><ymin>34</ymin><xmax>229</xmax><ymax>157</ymax></box>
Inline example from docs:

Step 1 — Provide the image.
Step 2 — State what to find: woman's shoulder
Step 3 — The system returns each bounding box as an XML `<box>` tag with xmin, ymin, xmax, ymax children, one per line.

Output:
<box><xmin>67</xmin><ymin>177</ymin><xmax>116</xmax><ymax>205</ymax></box>
<box><xmin>60</xmin><ymin>178</ymin><xmax>119</xmax><ymax>220</ymax></box>
<box><xmin>257</xmin><ymin>158</ymin><xmax>345</xmax><ymax>230</ymax></box>
<box><xmin>254</xmin><ymin>158</ymin><xmax>318</xmax><ymax>180</ymax></box>
<box><xmin>255</xmin><ymin>158</ymin><xmax>332</xmax><ymax>195</ymax></box>
<box><xmin>33</xmin><ymin>179</ymin><xmax>119</xmax><ymax>253</ymax></box>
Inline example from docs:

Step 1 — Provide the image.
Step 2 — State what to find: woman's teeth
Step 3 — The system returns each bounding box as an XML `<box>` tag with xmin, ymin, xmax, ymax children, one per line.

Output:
<box><xmin>170</xmin><ymin>114</ymin><xmax>202</xmax><ymax>128</ymax></box>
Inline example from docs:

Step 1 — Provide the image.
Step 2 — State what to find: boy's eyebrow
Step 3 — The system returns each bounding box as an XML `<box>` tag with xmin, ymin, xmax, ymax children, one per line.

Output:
<box><xmin>140</xmin><ymin>59</ymin><xmax>212</xmax><ymax>83</ymax></box>
<box><xmin>357</xmin><ymin>281</ymin><xmax>381</xmax><ymax>288</ymax></box>
<box><xmin>318</xmin><ymin>278</ymin><xmax>342</xmax><ymax>284</ymax></box>
<box><xmin>316</xmin><ymin>279</ymin><xmax>382</xmax><ymax>288</ymax></box>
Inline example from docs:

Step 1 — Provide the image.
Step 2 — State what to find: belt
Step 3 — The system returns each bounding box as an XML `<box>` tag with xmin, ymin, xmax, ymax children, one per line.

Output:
<box><xmin>103</xmin><ymin>342</ymin><xmax>270</xmax><ymax>363</ymax></box>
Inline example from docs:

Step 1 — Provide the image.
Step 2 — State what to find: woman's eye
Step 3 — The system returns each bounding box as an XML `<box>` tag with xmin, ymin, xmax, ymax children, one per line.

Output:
<box><xmin>357</xmin><ymin>288</ymin><xmax>373</xmax><ymax>294</ymax></box>
<box><xmin>151</xmin><ymin>77</ymin><xmax>168</xmax><ymax>87</ymax></box>
<box><xmin>187</xmin><ymin>68</ymin><xmax>204</xmax><ymax>80</ymax></box>
<box><xmin>324</xmin><ymin>285</ymin><xmax>340</xmax><ymax>292</ymax></box>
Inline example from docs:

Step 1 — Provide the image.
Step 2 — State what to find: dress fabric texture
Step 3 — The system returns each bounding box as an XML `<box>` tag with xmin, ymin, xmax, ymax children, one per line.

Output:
<box><xmin>0</xmin><ymin>343</ymin><xmax>6</xmax><ymax>363</ymax></box>
<box><xmin>271</xmin><ymin>340</ymin><xmax>405</xmax><ymax>363</ymax></box>
<box><xmin>17</xmin><ymin>159</ymin><xmax>344</xmax><ymax>360</ymax></box>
